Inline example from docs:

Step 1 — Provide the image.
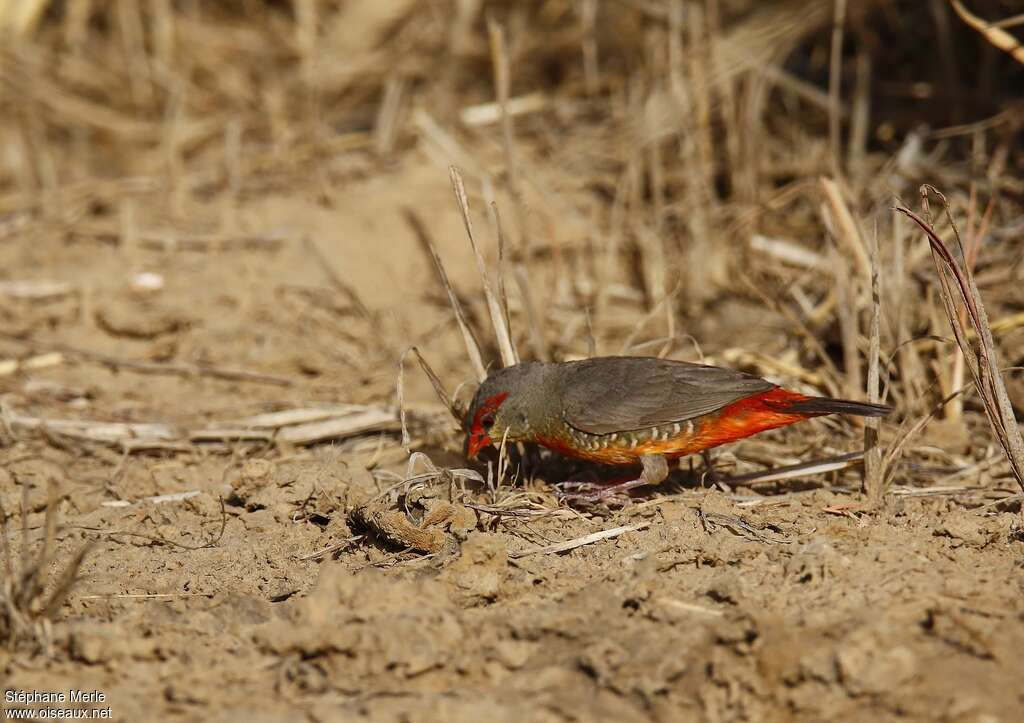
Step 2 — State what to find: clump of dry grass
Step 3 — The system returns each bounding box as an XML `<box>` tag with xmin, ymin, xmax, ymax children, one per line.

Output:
<box><xmin>896</xmin><ymin>186</ymin><xmax>1024</xmax><ymax>492</ymax></box>
<box><xmin>1</xmin><ymin>483</ymin><xmax>90</xmax><ymax>656</ymax></box>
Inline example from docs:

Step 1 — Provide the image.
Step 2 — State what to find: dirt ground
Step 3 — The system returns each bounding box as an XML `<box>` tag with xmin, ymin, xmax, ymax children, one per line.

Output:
<box><xmin>2</xmin><ymin>2</ymin><xmax>1024</xmax><ymax>722</ymax></box>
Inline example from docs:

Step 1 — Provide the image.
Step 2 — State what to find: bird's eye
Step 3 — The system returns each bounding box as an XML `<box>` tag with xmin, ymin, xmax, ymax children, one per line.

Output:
<box><xmin>481</xmin><ymin>414</ymin><xmax>495</xmax><ymax>429</ymax></box>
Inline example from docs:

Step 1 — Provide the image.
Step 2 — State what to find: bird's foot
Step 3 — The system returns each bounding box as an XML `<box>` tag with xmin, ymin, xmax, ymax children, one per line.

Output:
<box><xmin>554</xmin><ymin>456</ymin><xmax>669</xmax><ymax>505</ymax></box>
<box><xmin>553</xmin><ymin>477</ymin><xmax>649</xmax><ymax>505</ymax></box>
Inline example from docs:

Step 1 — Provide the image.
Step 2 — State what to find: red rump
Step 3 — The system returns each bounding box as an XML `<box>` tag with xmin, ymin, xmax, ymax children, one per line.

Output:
<box><xmin>688</xmin><ymin>387</ymin><xmax>817</xmax><ymax>452</ymax></box>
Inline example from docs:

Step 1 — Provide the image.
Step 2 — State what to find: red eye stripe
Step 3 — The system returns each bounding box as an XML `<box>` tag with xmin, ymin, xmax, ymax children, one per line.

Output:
<box><xmin>472</xmin><ymin>392</ymin><xmax>508</xmax><ymax>433</ymax></box>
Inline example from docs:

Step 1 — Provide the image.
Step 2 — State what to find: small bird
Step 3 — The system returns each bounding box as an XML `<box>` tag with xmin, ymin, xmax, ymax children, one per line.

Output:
<box><xmin>464</xmin><ymin>356</ymin><xmax>890</xmax><ymax>500</ymax></box>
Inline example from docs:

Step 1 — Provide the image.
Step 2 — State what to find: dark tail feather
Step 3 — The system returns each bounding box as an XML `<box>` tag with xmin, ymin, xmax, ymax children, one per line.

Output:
<box><xmin>782</xmin><ymin>397</ymin><xmax>892</xmax><ymax>418</ymax></box>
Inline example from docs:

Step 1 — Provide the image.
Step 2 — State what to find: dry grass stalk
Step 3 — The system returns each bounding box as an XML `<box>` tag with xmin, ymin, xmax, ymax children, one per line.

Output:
<box><xmin>486</xmin><ymin>198</ymin><xmax>515</xmax><ymax>357</ymax></box>
<box><xmin>0</xmin><ymin>334</ymin><xmax>298</xmax><ymax>388</ymax></box>
<box><xmin>374</xmin><ymin>75</ymin><xmax>407</xmax><ymax>155</ymax></box>
<box><xmin>413</xmin><ymin>109</ymin><xmax>488</xmax><ymax>180</ymax></box>
<box><xmin>847</xmin><ymin>49</ymin><xmax>871</xmax><ymax>183</ymax></box>
<box><xmin>302</xmin><ymin>236</ymin><xmax>371</xmax><ymax>319</ymax></box>
<box><xmin>578</xmin><ymin>0</ymin><xmax>600</xmax><ymax>95</ymax></box>
<box><xmin>402</xmin><ymin>207</ymin><xmax>487</xmax><ymax>382</ymax></box>
<box><xmin>828</xmin><ymin>0</ymin><xmax>848</xmax><ymax>177</ymax></box>
<box><xmin>879</xmin><ymin>386</ymin><xmax>969</xmax><ymax>492</ymax></box>
<box><xmin>404</xmin><ymin>347</ymin><xmax>461</xmax><ymax>422</ymax></box>
<box><xmin>833</xmin><ymin>247</ymin><xmax>863</xmax><ymax>398</ymax></box>
<box><xmin>4</xmin><ymin>409</ymin><xmax>178</xmax><ymax>445</ymax></box>
<box><xmin>274</xmin><ymin>409</ymin><xmax>398</xmax><ymax>445</ymax></box>
<box><xmin>945</xmin><ymin>190</ymin><xmax>993</xmax><ymax>423</ymax></box>
<box><xmin>726</xmin><ymin>451</ymin><xmax>864</xmax><ymax>487</ymax></box>
<box><xmin>749</xmin><ymin>234</ymin><xmax>827</xmax><ymax>270</ymax></box>
<box><xmin>1</xmin><ymin>482</ymin><xmax>91</xmax><ymax>655</ymax></box>
<box><xmin>864</xmin><ymin>226</ymin><xmax>884</xmax><ymax>501</ymax></box>
<box><xmin>949</xmin><ymin>0</ymin><xmax>1024</xmax><ymax>64</ymax></box>
<box><xmin>0</xmin><ymin>279</ymin><xmax>74</xmax><ymax>300</ymax></box>
<box><xmin>895</xmin><ymin>186</ymin><xmax>1024</xmax><ymax>491</ymax></box>
<box><xmin>707</xmin><ymin>0</ymin><xmax>741</xmax><ymax>201</ymax></box>
<box><xmin>509</xmin><ymin>521</ymin><xmax>650</xmax><ymax>559</ymax></box>
<box><xmin>460</xmin><ymin>92</ymin><xmax>547</xmax><ymax>127</ymax></box>
<box><xmin>486</xmin><ymin>18</ymin><xmax>527</xmax><ymax>251</ymax></box>
<box><xmin>513</xmin><ymin>264</ymin><xmax>549</xmax><ymax>362</ymax></box>
<box><xmin>0</xmin><ymin>352</ymin><xmax>63</xmax><ymax>377</ymax></box>
<box><xmin>820</xmin><ymin>177</ymin><xmax>872</xmax><ymax>284</ymax></box>
<box><xmin>0</xmin><ymin>0</ymin><xmax>50</xmax><ymax>37</ymax></box>
<box><xmin>449</xmin><ymin>165</ymin><xmax>518</xmax><ymax>368</ymax></box>
<box><xmin>398</xmin><ymin>346</ymin><xmax>462</xmax><ymax>449</ymax></box>
<box><xmin>891</xmin><ymin>207</ymin><xmax>927</xmax><ymax>409</ymax></box>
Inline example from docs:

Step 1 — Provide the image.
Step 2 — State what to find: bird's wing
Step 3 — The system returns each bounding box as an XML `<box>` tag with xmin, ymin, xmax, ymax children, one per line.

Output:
<box><xmin>560</xmin><ymin>357</ymin><xmax>775</xmax><ymax>434</ymax></box>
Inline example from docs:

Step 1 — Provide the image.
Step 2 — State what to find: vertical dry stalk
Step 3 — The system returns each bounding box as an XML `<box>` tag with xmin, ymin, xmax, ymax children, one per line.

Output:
<box><xmin>645</xmin><ymin>105</ymin><xmax>665</xmax><ymax>226</ymax></box>
<box><xmin>669</xmin><ymin>1</ymin><xmax>713</xmax><ymax>307</ymax></box>
<box><xmin>891</xmin><ymin>207</ymin><xmax>926</xmax><ymax>407</ymax></box>
<box><xmin>821</xmin><ymin>177</ymin><xmax>872</xmax><ymax>285</ymax></box>
<box><xmin>635</xmin><ymin>224</ymin><xmax>667</xmax><ymax>308</ymax></box>
<box><xmin>578</xmin><ymin>0</ymin><xmax>600</xmax><ymax>95</ymax></box>
<box><xmin>514</xmin><ymin>264</ymin><xmax>549</xmax><ymax>362</ymax></box>
<box><xmin>486</xmin><ymin>19</ymin><xmax>527</xmax><ymax>251</ymax></box>
<box><xmin>223</xmin><ymin>119</ymin><xmax>242</xmax><ymax>231</ymax></box>
<box><xmin>687</xmin><ymin>1</ymin><xmax>716</xmax><ymax>214</ymax></box>
<box><xmin>707</xmin><ymin>0</ymin><xmax>741</xmax><ymax>201</ymax></box>
<box><xmin>0</xmin><ymin>0</ymin><xmax>50</xmax><ymax>37</ymax></box>
<box><xmin>162</xmin><ymin>78</ymin><xmax>186</xmax><ymax>216</ymax></box>
<box><xmin>374</xmin><ymin>75</ymin><xmax>407</xmax><ymax>155</ymax></box>
<box><xmin>895</xmin><ymin>187</ymin><xmax>1024</xmax><ymax>491</ymax></box>
<box><xmin>486</xmin><ymin>198</ymin><xmax>513</xmax><ymax>344</ymax></box>
<box><xmin>821</xmin><ymin>178</ymin><xmax>870</xmax><ymax>399</ymax></box>
<box><xmin>151</xmin><ymin>0</ymin><xmax>176</xmax><ymax>71</ymax></box>
<box><xmin>947</xmin><ymin>191</ymin><xmax>994</xmax><ymax>423</ymax></box>
<box><xmin>864</xmin><ymin>226</ymin><xmax>883</xmax><ymax>500</ymax></box>
<box><xmin>302</xmin><ymin>236</ymin><xmax>371</xmax><ymax>319</ymax></box>
<box><xmin>828</xmin><ymin>0</ymin><xmax>848</xmax><ymax>177</ymax></box>
<box><xmin>847</xmin><ymin>49</ymin><xmax>871</xmax><ymax>183</ymax></box>
<box><xmin>450</xmin><ymin>166</ymin><xmax>518</xmax><ymax>368</ymax></box>
<box><xmin>402</xmin><ymin>208</ymin><xmax>487</xmax><ymax>382</ymax></box>
<box><xmin>833</xmin><ymin>247</ymin><xmax>863</xmax><ymax>398</ymax></box>
<box><xmin>116</xmin><ymin>0</ymin><xmax>153</xmax><ymax>107</ymax></box>
<box><xmin>398</xmin><ymin>346</ymin><xmax>461</xmax><ymax>450</ymax></box>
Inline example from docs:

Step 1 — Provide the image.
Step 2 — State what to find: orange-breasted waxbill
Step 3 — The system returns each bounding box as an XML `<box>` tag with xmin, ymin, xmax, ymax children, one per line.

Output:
<box><xmin>464</xmin><ymin>356</ymin><xmax>890</xmax><ymax>499</ymax></box>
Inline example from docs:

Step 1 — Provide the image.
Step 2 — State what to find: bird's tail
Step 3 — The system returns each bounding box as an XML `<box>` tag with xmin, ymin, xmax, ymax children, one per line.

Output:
<box><xmin>778</xmin><ymin>396</ymin><xmax>892</xmax><ymax>418</ymax></box>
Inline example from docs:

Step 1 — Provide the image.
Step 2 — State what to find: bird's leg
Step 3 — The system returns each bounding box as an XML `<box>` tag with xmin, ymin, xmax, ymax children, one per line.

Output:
<box><xmin>700</xmin><ymin>450</ymin><xmax>732</xmax><ymax>493</ymax></box>
<box><xmin>556</xmin><ymin>454</ymin><xmax>669</xmax><ymax>503</ymax></box>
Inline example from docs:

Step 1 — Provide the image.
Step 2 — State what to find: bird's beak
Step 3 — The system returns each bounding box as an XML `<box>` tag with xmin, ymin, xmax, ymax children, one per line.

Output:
<box><xmin>466</xmin><ymin>432</ymin><xmax>491</xmax><ymax>459</ymax></box>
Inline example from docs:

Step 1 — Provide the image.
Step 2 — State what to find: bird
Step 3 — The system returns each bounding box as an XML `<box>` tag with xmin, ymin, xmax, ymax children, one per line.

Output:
<box><xmin>464</xmin><ymin>356</ymin><xmax>890</xmax><ymax>500</ymax></box>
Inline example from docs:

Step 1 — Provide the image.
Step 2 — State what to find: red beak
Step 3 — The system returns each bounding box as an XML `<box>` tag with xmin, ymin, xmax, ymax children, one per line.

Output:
<box><xmin>466</xmin><ymin>432</ymin><xmax>491</xmax><ymax>459</ymax></box>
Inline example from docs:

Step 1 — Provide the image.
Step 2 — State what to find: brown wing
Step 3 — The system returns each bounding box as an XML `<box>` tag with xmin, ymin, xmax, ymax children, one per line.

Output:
<box><xmin>560</xmin><ymin>356</ymin><xmax>775</xmax><ymax>434</ymax></box>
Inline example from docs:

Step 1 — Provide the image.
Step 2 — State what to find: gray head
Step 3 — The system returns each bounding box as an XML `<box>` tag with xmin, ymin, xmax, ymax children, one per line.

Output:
<box><xmin>464</xmin><ymin>362</ymin><xmax>551</xmax><ymax>458</ymax></box>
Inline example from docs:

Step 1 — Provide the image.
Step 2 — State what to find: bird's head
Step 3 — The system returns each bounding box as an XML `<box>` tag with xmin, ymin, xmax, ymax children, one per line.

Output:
<box><xmin>464</xmin><ymin>362</ymin><xmax>547</xmax><ymax>459</ymax></box>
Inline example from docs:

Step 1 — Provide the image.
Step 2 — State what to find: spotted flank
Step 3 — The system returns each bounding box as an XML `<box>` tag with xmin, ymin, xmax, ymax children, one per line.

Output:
<box><xmin>542</xmin><ymin>387</ymin><xmax>815</xmax><ymax>465</ymax></box>
<box><xmin>543</xmin><ymin>418</ymin><xmax>691</xmax><ymax>464</ymax></box>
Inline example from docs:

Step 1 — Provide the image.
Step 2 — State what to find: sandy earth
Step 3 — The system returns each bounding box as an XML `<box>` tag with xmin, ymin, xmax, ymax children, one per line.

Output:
<box><xmin>2</xmin><ymin>149</ymin><xmax>1024</xmax><ymax>723</ymax></box>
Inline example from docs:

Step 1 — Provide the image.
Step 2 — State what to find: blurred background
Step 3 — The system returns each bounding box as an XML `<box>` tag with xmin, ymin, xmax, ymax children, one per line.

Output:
<box><xmin>1</xmin><ymin>0</ymin><xmax>1022</xmax><ymax>415</ymax></box>
<box><xmin>2</xmin><ymin>2</ymin><xmax>1024</xmax><ymax>720</ymax></box>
